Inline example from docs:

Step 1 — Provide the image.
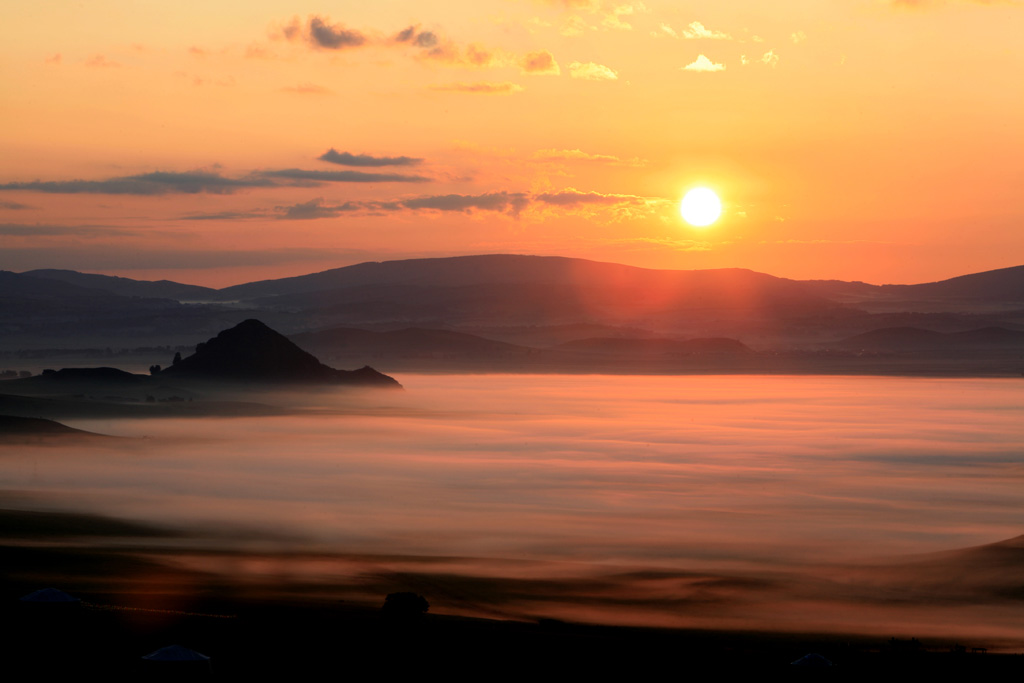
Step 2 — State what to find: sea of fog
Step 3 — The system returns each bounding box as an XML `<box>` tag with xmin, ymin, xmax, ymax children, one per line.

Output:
<box><xmin>3</xmin><ymin>375</ymin><xmax>1023</xmax><ymax>640</ymax></box>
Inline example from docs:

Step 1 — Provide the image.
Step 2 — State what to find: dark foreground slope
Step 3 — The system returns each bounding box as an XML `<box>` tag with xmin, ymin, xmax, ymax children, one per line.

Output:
<box><xmin>0</xmin><ymin>414</ymin><xmax>112</xmax><ymax>442</ymax></box>
<box><xmin>1</xmin><ymin>512</ymin><xmax>1021</xmax><ymax>680</ymax></box>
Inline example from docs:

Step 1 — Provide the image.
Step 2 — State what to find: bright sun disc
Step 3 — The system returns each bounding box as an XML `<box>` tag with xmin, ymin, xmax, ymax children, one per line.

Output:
<box><xmin>680</xmin><ymin>188</ymin><xmax>722</xmax><ymax>227</ymax></box>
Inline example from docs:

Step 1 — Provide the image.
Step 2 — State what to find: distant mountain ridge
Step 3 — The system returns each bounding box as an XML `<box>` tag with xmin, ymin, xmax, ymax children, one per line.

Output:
<box><xmin>23</xmin><ymin>268</ymin><xmax>217</xmax><ymax>301</ymax></box>
<box><xmin>16</xmin><ymin>255</ymin><xmax>1024</xmax><ymax>305</ymax></box>
<box><xmin>6</xmin><ymin>256</ymin><xmax>1024</xmax><ymax>373</ymax></box>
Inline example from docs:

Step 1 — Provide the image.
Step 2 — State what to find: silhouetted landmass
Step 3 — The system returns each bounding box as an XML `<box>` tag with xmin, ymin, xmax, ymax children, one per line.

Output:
<box><xmin>7</xmin><ymin>255</ymin><xmax>1024</xmax><ymax>375</ymax></box>
<box><xmin>159</xmin><ymin>319</ymin><xmax>401</xmax><ymax>387</ymax></box>
<box><xmin>292</xmin><ymin>326</ymin><xmax>534</xmax><ymax>359</ymax></box>
<box><xmin>1</xmin><ymin>521</ymin><xmax>1022</xmax><ymax>678</ymax></box>
<box><xmin>830</xmin><ymin>326</ymin><xmax>1024</xmax><ymax>352</ymax></box>
<box><xmin>0</xmin><ymin>320</ymin><xmax>400</xmax><ymax>420</ymax></box>
<box><xmin>0</xmin><ymin>414</ymin><xmax>109</xmax><ymax>441</ymax></box>
<box><xmin>881</xmin><ymin>265</ymin><xmax>1024</xmax><ymax>303</ymax></box>
<box><xmin>22</xmin><ymin>268</ymin><xmax>217</xmax><ymax>301</ymax></box>
<box><xmin>555</xmin><ymin>337</ymin><xmax>754</xmax><ymax>356</ymax></box>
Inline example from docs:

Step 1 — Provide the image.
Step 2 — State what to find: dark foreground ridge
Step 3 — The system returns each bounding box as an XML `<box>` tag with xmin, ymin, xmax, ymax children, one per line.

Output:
<box><xmin>0</xmin><ymin>414</ymin><xmax>110</xmax><ymax>441</ymax></box>
<box><xmin>159</xmin><ymin>319</ymin><xmax>401</xmax><ymax>387</ymax></box>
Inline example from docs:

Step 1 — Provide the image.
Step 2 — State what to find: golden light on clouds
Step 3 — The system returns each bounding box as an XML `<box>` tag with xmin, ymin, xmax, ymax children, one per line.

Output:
<box><xmin>1</xmin><ymin>0</ymin><xmax>1022</xmax><ymax>284</ymax></box>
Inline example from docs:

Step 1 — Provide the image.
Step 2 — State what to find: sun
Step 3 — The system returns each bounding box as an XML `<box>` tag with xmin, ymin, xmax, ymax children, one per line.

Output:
<box><xmin>680</xmin><ymin>188</ymin><xmax>722</xmax><ymax>227</ymax></box>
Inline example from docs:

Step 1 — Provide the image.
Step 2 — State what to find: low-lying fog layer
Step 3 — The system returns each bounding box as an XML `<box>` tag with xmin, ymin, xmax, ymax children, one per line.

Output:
<box><xmin>3</xmin><ymin>375</ymin><xmax>1023</xmax><ymax>642</ymax></box>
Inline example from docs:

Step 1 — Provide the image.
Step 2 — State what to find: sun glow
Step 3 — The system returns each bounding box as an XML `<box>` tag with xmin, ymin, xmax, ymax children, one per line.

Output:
<box><xmin>680</xmin><ymin>188</ymin><xmax>722</xmax><ymax>227</ymax></box>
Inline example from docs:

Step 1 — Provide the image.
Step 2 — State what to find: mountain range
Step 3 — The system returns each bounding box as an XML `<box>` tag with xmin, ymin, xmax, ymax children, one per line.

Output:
<box><xmin>3</xmin><ymin>255</ymin><xmax>1023</xmax><ymax>375</ymax></box>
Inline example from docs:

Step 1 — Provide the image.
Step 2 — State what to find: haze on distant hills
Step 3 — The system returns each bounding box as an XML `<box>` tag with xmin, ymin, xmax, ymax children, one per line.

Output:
<box><xmin>3</xmin><ymin>255</ymin><xmax>1023</xmax><ymax>376</ymax></box>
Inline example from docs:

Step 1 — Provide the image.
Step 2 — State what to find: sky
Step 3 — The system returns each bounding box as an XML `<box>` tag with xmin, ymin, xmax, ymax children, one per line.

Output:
<box><xmin>2</xmin><ymin>0</ymin><xmax>1022</xmax><ymax>287</ymax></box>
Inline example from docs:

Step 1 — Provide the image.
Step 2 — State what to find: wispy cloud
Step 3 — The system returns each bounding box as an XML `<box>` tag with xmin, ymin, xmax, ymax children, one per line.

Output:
<box><xmin>0</xmin><ymin>222</ymin><xmax>136</xmax><ymax>237</ymax></box>
<box><xmin>0</xmin><ymin>167</ymin><xmax>431</xmax><ymax>196</ymax></box>
<box><xmin>682</xmin><ymin>55</ymin><xmax>725</xmax><ymax>72</ymax></box>
<box><xmin>394</xmin><ymin>24</ymin><xmax>499</xmax><ymax>67</ymax></box>
<box><xmin>276</xmin><ymin>198</ymin><xmax>358</xmax><ymax>220</ymax></box>
<box><xmin>534</xmin><ymin>188</ymin><xmax>652</xmax><ymax>207</ymax></box>
<box><xmin>891</xmin><ymin>0</ymin><xmax>1016</xmax><ymax>7</ymax></box>
<box><xmin>85</xmin><ymin>54</ymin><xmax>121</xmax><ymax>68</ymax></box>
<box><xmin>318</xmin><ymin>149</ymin><xmax>423</xmax><ymax>167</ymax></box>
<box><xmin>308</xmin><ymin>16</ymin><xmax>367</xmax><ymax>49</ymax></box>
<box><xmin>180</xmin><ymin>211</ymin><xmax>268</xmax><ymax>221</ymax></box>
<box><xmin>282</xmin><ymin>83</ymin><xmax>332</xmax><ymax>95</ymax></box>
<box><xmin>521</xmin><ymin>50</ymin><xmax>561</xmax><ymax>75</ymax></box>
<box><xmin>681</xmin><ymin>21</ymin><xmax>732</xmax><ymax>40</ymax></box>
<box><xmin>0</xmin><ymin>171</ymin><xmax>276</xmax><ymax>195</ymax></box>
<box><xmin>604</xmin><ymin>236</ymin><xmax>715</xmax><ymax>252</ymax></box>
<box><xmin>568</xmin><ymin>61</ymin><xmax>618</xmax><ymax>80</ymax></box>
<box><xmin>431</xmin><ymin>82</ymin><xmax>524</xmax><ymax>94</ymax></box>
<box><xmin>260</xmin><ymin>169</ymin><xmax>430</xmax><ymax>184</ymax></box>
<box><xmin>741</xmin><ymin>50</ymin><xmax>778</xmax><ymax>67</ymax></box>
<box><xmin>394</xmin><ymin>25</ymin><xmax>441</xmax><ymax>48</ymax></box>
<box><xmin>0</xmin><ymin>201</ymin><xmax>35</xmax><ymax>210</ymax></box>
<box><xmin>272</xmin><ymin>188</ymin><xmax>662</xmax><ymax>221</ymax></box>
<box><xmin>276</xmin><ymin>192</ymin><xmax>531</xmax><ymax>219</ymax></box>
<box><xmin>533</xmin><ymin>149</ymin><xmax>645</xmax><ymax>166</ymax></box>
<box><xmin>539</xmin><ymin>0</ymin><xmax>648</xmax><ymax>33</ymax></box>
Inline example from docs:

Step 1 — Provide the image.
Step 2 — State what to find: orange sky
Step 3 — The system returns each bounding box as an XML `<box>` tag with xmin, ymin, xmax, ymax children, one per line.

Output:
<box><xmin>2</xmin><ymin>0</ymin><xmax>1022</xmax><ymax>287</ymax></box>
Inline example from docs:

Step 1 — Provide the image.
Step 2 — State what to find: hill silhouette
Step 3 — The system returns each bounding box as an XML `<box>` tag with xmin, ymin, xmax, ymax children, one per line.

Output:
<box><xmin>555</xmin><ymin>336</ymin><xmax>754</xmax><ymax>356</ymax></box>
<box><xmin>159</xmin><ymin>319</ymin><xmax>401</xmax><ymax>387</ymax></box>
<box><xmin>0</xmin><ymin>414</ymin><xmax>110</xmax><ymax>441</ymax></box>
<box><xmin>831</xmin><ymin>326</ymin><xmax>1024</xmax><ymax>352</ymax></box>
<box><xmin>23</xmin><ymin>268</ymin><xmax>216</xmax><ymax>301</ymax></box>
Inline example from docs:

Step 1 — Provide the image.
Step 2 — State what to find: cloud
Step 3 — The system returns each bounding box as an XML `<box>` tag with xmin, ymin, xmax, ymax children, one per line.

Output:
<box><xmin>282</xmin><ymin>83</ymin><xmax>332</xmax><ymax>95</ymax></box>
<box><xmin>605</xmin><ymin>236</ymin><xmax>715</xmax><ymax>252</ymax></box>
<box><xmin>318</xmin><ymin>149</ymin><xmax>423</xmax><ymax>167</ymax></box>
<box><xmin>532</xmin><ymin>149</ymin><xmax>645</xmax><ymax>166</ymax></box>
<box><xmin>540</xmin><ymin>1</ymin><xmax>648</xmax><ymax>31</ymax></box>
<box><xmin>393</xmin><ymin>24</ymin><xmax>499</xmax><ymax>67</ymax></box>
<box><xmin>0</xmin><ymin>201</ymin><xmax>34</xmax><ymax>210</ymax></box>
<box><xmin>423</xmin><ymin>42</ymin><xmax>499</xmax><ymax>67</ymax></box>
<box><xmin>791</xmin><ymin>31</ymin><xmax>807</xmax><ymax>43</ymax></box>
<box><xmin>276</xmin><ymin>198</ymin><xmax>358</xmax><ymax>220</ymax></box>
<box><xmin>430</xmin><ymin>82</ymin><xmax>524</xmax><ymax>94</ymax></box>
<box><xmin>681</xmin><ymin>21</ymin><xmax>732</xmax><ymax>40</ymax></box>
<box><xmin>682</xmin><ymin>55</ymin><xmax>725</xmax><ymax>72</ymax></box>
<box><xmin>0</xmin><ymin>166</ymin><xmax>430</xmax><ymax>196</ymax></box>
<box><xmin>0</xmin><ymin>171</ymin><xmax>276</xmax><ymax>195</ymax></box>
<box><xmin>568</xmin><ymin>61</ymin><xmax>618</xmax><ymax>80</ymax></box>
<box><xmin>275</xmin><ymin>193</ymin><xmax>531</xmax><ymax>219</ymax></box>
<box><xmin>308</xmin><ymin>16</ymin><xmax>367</xmax><ymax>49</ymax></box>
<box><xmin>0</xmin><ymin>245</ymin><xmax>352</xmax><ymax>271</ymax></box>
<box><xmin>891</xmin><ymin>0</ymin><xmax>1015</xmax><ymax>6</ymax></box>
<box><xmin>521</xmin><ymin>50</ymin><xmax>560</xmax><ymax>75</ymax></box>
<box><xmin>0</xmin><ymin>223</ymin><xmax>135</xmax><ymax>237</ymax></box>
<box><xmin>741</xmin><ymin>50</ymin><xmax>778</xmax><ymax>67</ymax></box>
<box><xmin>533</xmin><ymin>188</ymin><xmax>650</xmax><ymax>207</ymax></box>
<box><xmin>180</xmin><ymin>211</ymin><xmax>268</xmax><ymax>221</ymax></box>
<box><xmin>260</xmin><ymin>169</ymin><xmax>430</xmax><ymax>184</ymax></box>
<box><xmin>394</xmin><ymin>25</ymin><xmax>440</xmax><ymax>48</ymax></box>
<box><xmin>268</xmin><ymin>188</ymin><xmax>664</xmax><ymax>221</ymax></box>
<box><xmin>401</xmin><ymin>192</ymin><xmax>530</xmax><ymax>216</ymax></box>
<box><xmin>85</xmin><ymin>54</ymin><xmax>120</xmax><ymax>68</ymax></box>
